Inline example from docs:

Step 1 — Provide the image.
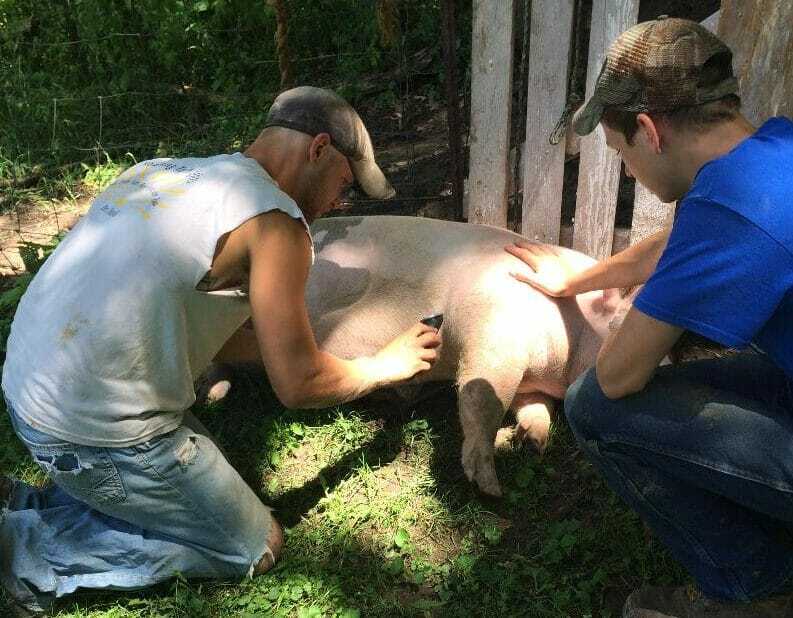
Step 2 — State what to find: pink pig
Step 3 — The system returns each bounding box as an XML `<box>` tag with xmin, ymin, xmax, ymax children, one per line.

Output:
<box><xmin>301</xmin><ymin>215</ymin><xmax>625</xmax><ymax>496</ymax></box>
<box><xmin>206</xmin><ymin>215</ymin><xmax>625</xmax><ymax>496</ymax></box>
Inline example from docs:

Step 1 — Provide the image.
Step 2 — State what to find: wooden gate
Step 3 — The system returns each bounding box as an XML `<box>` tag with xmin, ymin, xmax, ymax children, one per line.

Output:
<box><xmin>466</xmin><ymin>0</ymin><xmax>792</xmax><ymax>258</ymax></box>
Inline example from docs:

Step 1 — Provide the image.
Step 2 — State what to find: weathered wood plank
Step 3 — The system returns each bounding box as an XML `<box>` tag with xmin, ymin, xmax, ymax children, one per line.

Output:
<box><xmin>467</xmin><ymin>0</ymin><xmax>514</xmax><ymax>227</ymax></box>
<box><xmin>560</xmin><ymin>223</ymin><xmax>631</xmax><ymax>254</ymax></box>
<box><xmin>719</xmin><ymin>1</ymin><xmax>793</xmax><ymax>126</ymax></box>
<box><xmin>572</xmin><ymin>0</ymin><xmax>639</xmax><ymax>259</ymax></box>
<box><xmin>520</xmin><ymin>0</ymin><xmax>576</xmax><ymax>243</ymax></box>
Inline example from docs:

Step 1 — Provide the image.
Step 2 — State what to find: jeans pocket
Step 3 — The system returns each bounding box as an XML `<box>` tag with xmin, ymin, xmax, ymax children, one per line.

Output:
<box><xmin>31</xmin><ymin>445</ymin><xmax>127</xmax><ymax>506</ymax></box>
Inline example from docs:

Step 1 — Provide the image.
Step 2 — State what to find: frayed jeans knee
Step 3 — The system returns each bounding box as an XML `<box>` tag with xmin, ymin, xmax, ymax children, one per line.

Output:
<box><xmin>564</xmin><ymin>352</ymin><xmax>793</xmax><ymax>602</ymax></box>
<box><xmin>0</xmin><ymin>400</ymin><xmax>274</xmax><ymax>613</ymax></box>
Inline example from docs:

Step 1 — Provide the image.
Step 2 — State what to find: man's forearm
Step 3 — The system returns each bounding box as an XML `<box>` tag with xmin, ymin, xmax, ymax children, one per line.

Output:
<box><xmin>567</xmin><ymin>227</ymin><xmax>670</xmax><ymax>295</ymax></box>
<box><xmin>283</xmin><ymin>352</ymin><xmax>393</xmax><ymax>409</ymax></box>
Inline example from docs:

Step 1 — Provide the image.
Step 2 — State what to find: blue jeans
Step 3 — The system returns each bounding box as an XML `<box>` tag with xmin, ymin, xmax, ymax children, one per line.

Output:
<box><xmin>565</xmin><ymin>351</ymin><xmax>793</xmax><ymax>602</ymax></box>
<box><xmin>0</xmin><ymin>400</ymin><xmax>274</xmax><ymax>613</ymax></box>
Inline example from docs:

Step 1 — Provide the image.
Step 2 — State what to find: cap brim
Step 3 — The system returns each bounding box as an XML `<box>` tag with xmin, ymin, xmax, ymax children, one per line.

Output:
<box><xmin>572</xmin><ymin>97</ymin><xmax>605</xmax><ymax>136</ymax></box>
<box><xmin>350</xmin><ymin>158</ymin><xmax>396</xmax><ymax>200</ymax></box>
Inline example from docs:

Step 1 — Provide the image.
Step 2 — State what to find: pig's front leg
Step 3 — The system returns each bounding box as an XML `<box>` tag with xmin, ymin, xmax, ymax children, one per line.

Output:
<box><xmin>495</xmin><ymin>392</ymin><xmax>556</xmax><ymax>455</ymax></box>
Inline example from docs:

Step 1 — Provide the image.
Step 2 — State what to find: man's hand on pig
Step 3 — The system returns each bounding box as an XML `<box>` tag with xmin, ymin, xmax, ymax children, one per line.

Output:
<box><xmin>505</xmin><ymin>241</ymin><xmax>579</xmax><ymax>297</ymax></box>
<box><xmin>372</xmin><ymin>322</ymin><xmax>441</xmax><ymax>383</ymax></box>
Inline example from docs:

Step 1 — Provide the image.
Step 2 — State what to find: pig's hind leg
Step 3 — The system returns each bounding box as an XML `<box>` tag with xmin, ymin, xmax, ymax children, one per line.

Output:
<box><xmin>494</xmin><ymin>392</ymin><xmax>556</xmax><ymax>455</ymax></box>
<box><xmin>456</xmin><ymin>364</ymin><xmax>525</xmax><ymax>498</ymax></box>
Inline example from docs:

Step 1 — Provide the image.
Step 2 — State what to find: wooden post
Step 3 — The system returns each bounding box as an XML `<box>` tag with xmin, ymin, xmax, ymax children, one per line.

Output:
<box><xmin>440</xmin><ymin>0</ymin><xmax>465</xmax><ymax>222</ymax></box>
<box><xmin>572</xmin><ymin>0</ymin><xmax>639</xmax><ymax>259</ymax></box>
<box><xmin>520</xmin><ymin>0</ymin><xmax>575</xmax><ymax>243</ymax></box>
<box><xmin>467</xmin><ymin>0</ymin><xmax>514</xmax><ymax>227</ymax></box>
<box><xmin>270</xmin><ymin>0</ymin><xmax>293</xmax><ymax>89</ymax></box>
<box><xmin>719</xmin><ymin>1</ymin><xmax>793</xmax><ymax>125</ymax></box>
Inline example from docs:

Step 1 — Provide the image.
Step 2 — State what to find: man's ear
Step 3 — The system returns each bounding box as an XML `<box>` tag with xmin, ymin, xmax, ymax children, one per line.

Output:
<box><xmin>636</xmin><ymin>113</ymin><xmax>662</xmax><ymax>154</ymax></box>
<box><xmin>308</xmin><ymin>133</ymin><xmax>332</xmax><ymax>162</ymax></box>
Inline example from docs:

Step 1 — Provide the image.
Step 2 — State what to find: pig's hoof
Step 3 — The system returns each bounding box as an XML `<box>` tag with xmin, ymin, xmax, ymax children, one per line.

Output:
<box><xmin>207</xmin><ymin>379</ymin><xmax>232</xmax><ymax>404</ymax></box>
<box><xmin>514</xmin><ymin>418</ymin><xmax>551</xmax><ymax>456</ymax></box>
<box><xmin>196</xmin><ymin>363</ymin><xmax>234</xmax><ymax>405</ymax></box>
<box><xmin>462</xmin><ymin>439</ymin><xmax>503</xmax><ymax>497</ymax></box>
<box><xmin>478</xmin><ymin>477</ymin><xmax>503</xmax><ymax>497</ymax></box>
<box><xmin>493</xmin><ymin>427</ymin><xmax>515</xmax><ymax>452</ymax></box>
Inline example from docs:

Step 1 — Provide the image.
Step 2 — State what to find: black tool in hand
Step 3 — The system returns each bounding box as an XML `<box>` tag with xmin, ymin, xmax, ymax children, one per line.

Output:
<box><xmin>420</xmin><ymin>313</ymin><xmax>444</xmax><ymax>330</ymax></box>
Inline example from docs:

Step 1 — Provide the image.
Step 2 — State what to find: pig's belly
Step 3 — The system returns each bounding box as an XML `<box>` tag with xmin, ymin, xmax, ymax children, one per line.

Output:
<box><xmin>316</xmin><ymin>288</ymin><xmax>463</xmax><ymax>378</ymax></box>
<box><xmin>308</xmin><ymin>275</ymin><xmax>454</xmax><ymax>369</ymax></box>
<box><xmin>512</xmin><ymin>314</ymin><xmax>572</xmax><ymax>400</ymax></box>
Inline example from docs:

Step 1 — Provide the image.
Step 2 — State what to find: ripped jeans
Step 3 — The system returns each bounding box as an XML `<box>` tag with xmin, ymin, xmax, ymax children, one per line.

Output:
<box><xmin>565</xmin><ymin>351</ymin><xmax>793</xmax><ymax>602</ymax></box>
<box><xmin>0</xmin><ymin>399</ymin><xmax>274</xmax><ymax>613</ymax></box>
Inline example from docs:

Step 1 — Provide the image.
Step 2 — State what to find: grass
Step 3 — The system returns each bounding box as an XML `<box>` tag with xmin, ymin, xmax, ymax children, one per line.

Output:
<box><xmin>0</xmin><ymin>151</ymin><xmax>129</xmax><ymax>213</ymax></box>
<box><xmin>0</xmin><ymin>368</ymin><xmax>687</xmax><ymax>617</ymax></box>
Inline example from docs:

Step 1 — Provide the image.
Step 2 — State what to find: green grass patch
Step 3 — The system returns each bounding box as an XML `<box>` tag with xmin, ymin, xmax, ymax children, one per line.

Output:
<box><xmin>0</xmin><ymin>369</ymin><xmax>686</xmax><ymax>617</ymax></box>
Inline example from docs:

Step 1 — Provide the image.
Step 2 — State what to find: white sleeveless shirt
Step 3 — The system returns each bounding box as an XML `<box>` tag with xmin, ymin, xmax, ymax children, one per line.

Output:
<box><xmin>2</xmin><ymin>153</ymin><xmax>311</xmax><ymax>446</ymax></box>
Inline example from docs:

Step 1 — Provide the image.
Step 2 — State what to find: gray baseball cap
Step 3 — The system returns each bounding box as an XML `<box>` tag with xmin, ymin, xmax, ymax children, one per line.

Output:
<box><xmin>573</xmin><ymin>17</ymin><xmax>739</xmax><ymax>136</ymax></box>
<box><xmin>265</xmin><ymin>86</ymin><xmax>396</xmax><ymax>199</ymax></box>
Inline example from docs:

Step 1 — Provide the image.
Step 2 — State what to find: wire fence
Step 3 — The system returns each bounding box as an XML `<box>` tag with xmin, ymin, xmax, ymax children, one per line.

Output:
<box><xmin>0</xmin><ymin>1</ymin><xmax>474</xmax><ymax>275</ymax></box>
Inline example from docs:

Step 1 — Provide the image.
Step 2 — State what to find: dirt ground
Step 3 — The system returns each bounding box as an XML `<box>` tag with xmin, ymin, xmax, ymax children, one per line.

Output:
<box><xmin>0</xmin><ymin>197</ymin><xmax>87</xmax><ymax>275</ymax></box>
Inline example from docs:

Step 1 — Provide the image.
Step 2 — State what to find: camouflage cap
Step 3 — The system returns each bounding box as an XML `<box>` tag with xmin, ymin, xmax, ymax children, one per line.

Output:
<box><xmin>265</xmin><ymin>86</ymin><xmax>395</xmax><ymax>199</ymax></box>
<box><xmin>573</xmin><ymin>16</ymin><xmax>739</xmax><ymax>136</ymax></box>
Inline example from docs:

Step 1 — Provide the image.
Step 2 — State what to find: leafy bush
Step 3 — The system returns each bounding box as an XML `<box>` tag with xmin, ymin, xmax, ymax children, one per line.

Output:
<box><xmin>1</xmin><ymin>0</ymin><xmax>469</xmax><ymax>169</ymax></box>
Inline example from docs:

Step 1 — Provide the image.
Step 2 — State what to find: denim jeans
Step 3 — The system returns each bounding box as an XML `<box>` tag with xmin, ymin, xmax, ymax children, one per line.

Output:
<box><xmin>565</xmin><ymin>351</ymin><xmax>793</xmax><ymax>602</ymax></box>
<box><xmin>0</xmin><ymin>400</ymin><xmax>274</xmax><ymax>613</ymax></box>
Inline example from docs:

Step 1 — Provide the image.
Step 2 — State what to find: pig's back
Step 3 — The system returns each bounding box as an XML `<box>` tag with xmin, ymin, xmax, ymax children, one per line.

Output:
<box><xmin>305</xmin><ymin>216</ymin><xmax>599</xmax><ymax>365</ymax></box>
<box><xmin>311</xmin><ymin>215</ymin><xmax>594</xmax><ymax>275</ymax></box>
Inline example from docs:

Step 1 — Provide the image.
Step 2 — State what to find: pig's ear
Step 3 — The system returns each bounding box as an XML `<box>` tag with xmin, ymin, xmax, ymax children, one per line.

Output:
<box><xmin>620</xmin><ymin>284</ymin><xmax>643</xmax><ymax>303</ymax></box>
<box><xmin>601</xmin><ymin>287</ymin><xmax>620</xmax><ymax>312</ymax></box>
<box><xmin>607</xmin><ymin>285</ymin><xmax>643</xmax><ymax>331</ymax></box>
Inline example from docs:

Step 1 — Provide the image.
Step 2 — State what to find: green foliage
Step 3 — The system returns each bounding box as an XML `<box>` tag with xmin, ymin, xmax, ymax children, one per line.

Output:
<box><xmin>1</xmin><ymin>0</ymin><xmax>465</xmax><ymax>171</ymax></box>
<box><xmin>81</xmin><ymin>152</ymin><xmax>129</xmax><ymax>192</ymax></box>
<box><xmin>0</xmin><ymin>365</ymin><xmax>687</xmax><ymax>617</ymax></box>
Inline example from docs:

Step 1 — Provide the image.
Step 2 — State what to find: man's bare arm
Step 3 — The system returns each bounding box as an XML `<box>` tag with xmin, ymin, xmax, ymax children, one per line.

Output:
<box><xmin>243</xmin><ymin>211</ymin><xmax>439</xmax><ymax>409</ymax></box>
<box><xmin>506</xmin><ymin>225</ymin><xmax>672</xmax><ymax>297</ymax></box>
<box><xmin>596</xmin><ymin>306</ymin><xmax>682</xmax><ymax>399</ymax></box>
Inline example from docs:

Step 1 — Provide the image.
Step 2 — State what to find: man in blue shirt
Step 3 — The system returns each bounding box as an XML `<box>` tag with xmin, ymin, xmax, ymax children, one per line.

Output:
<box><xmin>507</xmin><ymin>17</ymin><xmax>793</xmax><ymax>618</ymax></box>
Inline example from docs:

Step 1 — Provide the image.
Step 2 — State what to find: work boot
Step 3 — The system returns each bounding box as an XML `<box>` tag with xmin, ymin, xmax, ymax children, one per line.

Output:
<box><xmin>623</xmin><ymin>584</ymin><xmax>793</xmax><ymax>617</ymax></box>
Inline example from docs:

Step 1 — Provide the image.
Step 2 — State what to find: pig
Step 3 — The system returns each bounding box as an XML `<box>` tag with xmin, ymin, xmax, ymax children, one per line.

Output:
<box><xmin>208</xmin><ymin>215</ymin><xmax>625</xmax><ymax>497</ymax></box>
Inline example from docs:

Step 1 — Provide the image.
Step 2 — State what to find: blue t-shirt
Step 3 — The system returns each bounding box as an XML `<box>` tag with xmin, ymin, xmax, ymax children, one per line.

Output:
<box><xmin>634</xmin><ymin>117</ymin><xmax>793</xmax><ymax>380</ymax></box>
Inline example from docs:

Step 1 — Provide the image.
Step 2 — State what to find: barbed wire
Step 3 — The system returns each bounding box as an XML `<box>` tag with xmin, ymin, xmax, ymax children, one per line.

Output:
<box><xmin>12</xmin><ymin>27</ymin><xmax>279</xmax><ymax>48</ymax></box>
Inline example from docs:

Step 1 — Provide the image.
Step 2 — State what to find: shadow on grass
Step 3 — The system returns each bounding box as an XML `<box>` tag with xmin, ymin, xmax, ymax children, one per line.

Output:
<box><xmin>0</xmin><ymin>372</ymin><xmax>685</xmax><ymax>617</ymax></box>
